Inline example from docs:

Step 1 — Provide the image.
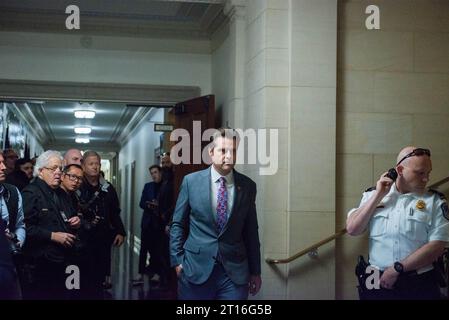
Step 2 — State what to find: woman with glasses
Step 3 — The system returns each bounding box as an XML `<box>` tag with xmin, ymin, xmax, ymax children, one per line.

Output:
<box><xmin>347</xmin><ymin>146</ymin><xmax>449</xmax><ymax>300</ymax></box>
<box><xmin>21</xmin><ymin>150</ymin><xmax>81</xmax><ymax>299</ymax></box>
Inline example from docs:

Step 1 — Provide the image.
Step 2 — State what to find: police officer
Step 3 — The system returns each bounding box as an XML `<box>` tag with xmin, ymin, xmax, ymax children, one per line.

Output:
<box><xmin>347</xmin><ymin>146</ymin><xmax>449</xmax><ymax>300</ymax></box>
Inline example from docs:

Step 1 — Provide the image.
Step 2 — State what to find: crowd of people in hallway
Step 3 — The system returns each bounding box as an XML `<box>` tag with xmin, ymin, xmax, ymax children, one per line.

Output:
<box><xmin>1</xmin><ymin>130</ymin><xmax>448</xmax><ymax>300</ymax></box>
<box><xmin>1</xmin><ymin>148</ymin><xmax>126</xmax><ymax>299</ymax></box>
<box><xmin>0</xmin><ymin>127</ymin><xmax>264</xmax><ymax>300</ymax></box>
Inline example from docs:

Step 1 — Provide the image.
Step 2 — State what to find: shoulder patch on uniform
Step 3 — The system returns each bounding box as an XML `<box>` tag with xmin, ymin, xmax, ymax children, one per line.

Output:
<box><xmin>428</xmin><ymin>188</ymin><xmax>447</xmax><ymax>200</ymax></box>
<box><xmin>365</xmin><ymin>186</ymin><xmax>376</xmax><ymax>192</ymax></box>
<box><xmin>441</xmin><ymin>202</ymin><xmax>449</xmax><ymax>221</ymax></box>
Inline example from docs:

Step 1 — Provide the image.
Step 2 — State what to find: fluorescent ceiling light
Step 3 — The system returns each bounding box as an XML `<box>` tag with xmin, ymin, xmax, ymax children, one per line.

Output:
<box><xmin>74</xmin><ymin>127</ymin><xmax>92</xmax><ymax>134</ymax></box>
<box><xmin>75</xmin><ymin>137</ymin><xmax>90</xmax><ymax>144</ymax></box>
<box><xmin>74</xmin><ymin>110</ymin><xmax>96</xmax><ymax>119</ymax></box>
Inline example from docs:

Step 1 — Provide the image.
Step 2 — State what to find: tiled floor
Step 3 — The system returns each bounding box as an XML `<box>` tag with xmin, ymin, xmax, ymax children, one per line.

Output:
<box><xmin>127</xmin><ymin>277</ymin><xmax>177</xmax><ymax>300</ymax></box>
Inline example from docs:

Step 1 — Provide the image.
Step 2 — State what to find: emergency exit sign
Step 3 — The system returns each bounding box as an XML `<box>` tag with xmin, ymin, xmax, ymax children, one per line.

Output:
<box><xmin>154</xmin><ymin>124</ymin><xmax>174</xmax><ymax>132</ymax></box>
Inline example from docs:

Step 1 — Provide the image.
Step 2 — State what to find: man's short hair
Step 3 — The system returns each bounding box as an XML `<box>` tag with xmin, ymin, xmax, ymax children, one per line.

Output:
<box><xmin>82</xmin><ymin>150</ymin><xmax>101</xmax><ymax>162</ymax></box>
<box><xmin>149</xmin><ymin>164</ymin><xmax>161</xmax><ymax>172</ymax></box>
<box><xmin>63</xmin><ymin>163</ymin><xmax>83</xmax><ymax>173</ymax></box>
<box><xmin>210</xmin><ymin>127</ymin><xmax>240</xmax><ymax>148</ymax></box>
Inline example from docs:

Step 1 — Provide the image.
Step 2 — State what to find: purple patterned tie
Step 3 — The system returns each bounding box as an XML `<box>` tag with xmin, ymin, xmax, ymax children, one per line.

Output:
<box><xmin>216</xmin><ymin>177</ymin><xmax>228</xmax><ymax>232</ymax></box>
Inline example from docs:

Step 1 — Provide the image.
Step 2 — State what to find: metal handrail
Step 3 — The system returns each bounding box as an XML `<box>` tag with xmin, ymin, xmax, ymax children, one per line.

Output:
<box><xmin>266</xmin><ymin>229</ymin><xmax>347</xmax><ymax>264</ymax></box>
<box><xmin>265</xmin><ymin>175</ymin><xmax>449</xmax><ymax>265</ymax></box>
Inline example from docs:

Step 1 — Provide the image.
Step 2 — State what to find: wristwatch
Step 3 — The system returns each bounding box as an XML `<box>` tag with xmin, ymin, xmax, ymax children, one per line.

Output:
<box><xmin>394</xmin><ymin>261</ymin><xmax>404</xmax><ymax>274</ymax></box>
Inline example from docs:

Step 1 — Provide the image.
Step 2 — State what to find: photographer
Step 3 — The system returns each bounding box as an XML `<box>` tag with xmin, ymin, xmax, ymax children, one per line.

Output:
<box><xmin>60</xmin><ymin>164</ymin><xmax>85</xmax><ymax>252</ymax></box>
<box><xmin>60</xmin><ymin>163</ymin><xmax>86</xmax><ymax>298</ymax></box>
<box><xmin>0</xmin><ymin>220</ymin><xmax>19</xmax><ymax>299</ymax></box>
<box><xmin>22</xmin><ymin>150</ymin><xmax>81</xmax><ymax>300</ymax></box>
<box><xmin>0</xmin><ymin>152</ymin><xmax>24</xmax><ymax>299</ymax></box>
<box><xmin>78</xmin><ymin>150</ymin><xmax>125</xmax><ymax>299</ymax></box>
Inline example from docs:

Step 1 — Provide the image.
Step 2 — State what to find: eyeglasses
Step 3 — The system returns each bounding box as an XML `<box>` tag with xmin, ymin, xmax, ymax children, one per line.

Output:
<box><xmin>396</xmin><ymin>148</ymin><xmax>431</xmax><ymax>166</ymax></box>
<box><xmin>43</xmin><ymin>166</ymin><xmax>63</xmax><ymax>173</ymax></box>
<box><xmin>64</xmin><ymin>173</ymin><xmax>83</xmax><ymax>182</ymax></box>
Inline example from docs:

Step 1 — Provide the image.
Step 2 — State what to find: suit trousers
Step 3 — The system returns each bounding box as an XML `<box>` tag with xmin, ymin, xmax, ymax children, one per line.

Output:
<box><xmin>178</xmin><ymin>261</ymin><xmax>248</xmax><ymax>300</ymax></box>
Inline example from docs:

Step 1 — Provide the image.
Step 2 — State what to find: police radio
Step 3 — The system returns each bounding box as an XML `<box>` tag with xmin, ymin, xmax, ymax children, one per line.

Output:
<box><xmin>384</xmin><ymin>168</ymin><xmax>398</xmax><ymax>181</ymax></box>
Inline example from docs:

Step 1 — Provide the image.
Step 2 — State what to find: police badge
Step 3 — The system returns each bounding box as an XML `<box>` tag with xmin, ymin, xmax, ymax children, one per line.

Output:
<box><xmin>416</xmin><ymin>200</ymin><xmax>426</xmax><ymax>210</ymax></box>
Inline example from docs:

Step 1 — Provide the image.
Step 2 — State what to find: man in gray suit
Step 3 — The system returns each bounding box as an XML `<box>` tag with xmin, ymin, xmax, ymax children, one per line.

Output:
<box><xmin>170</xmin><ymin>127</ymin><xmax>262</xmax><ymax>300</ymax></box>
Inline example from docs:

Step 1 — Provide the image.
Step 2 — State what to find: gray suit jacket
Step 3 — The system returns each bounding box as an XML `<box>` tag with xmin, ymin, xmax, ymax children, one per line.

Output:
<box><xmin>170</xmin><ymin>167</ymin><xmax>261</xmax><ymax>285</ymax></box>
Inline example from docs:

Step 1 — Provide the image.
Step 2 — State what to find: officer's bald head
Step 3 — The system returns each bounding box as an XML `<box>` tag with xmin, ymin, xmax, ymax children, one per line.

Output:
<box><xmin>64</xmin><ymin>148</ymin><xmax>83</xmax><ymax>166</ymax></box>
<box><xmin>396</xmin><ymin>146</ymin><xmax>432</xmax><ymax>193</ymax></box>
<box><xmin>396</xmin><ymin>146</ymin><xmax>417</xmax><ymax>165</ymax></box>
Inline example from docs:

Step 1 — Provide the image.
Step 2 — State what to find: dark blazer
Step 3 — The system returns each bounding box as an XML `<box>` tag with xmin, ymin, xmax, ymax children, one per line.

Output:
<box><xmin>139</xmin><ymin>181</ymin><xmax>161</xmax><ymax>230</ymax></box>
<box><xmin>170</xmin><ymin>167</ymin><xmax>261</xmax><ymax>285</ymax></box>
<box><xmin>78</xmin><ymin>178</ymin><xmax>126</xmax><ymax>238</ymax></box>
<box><xmin>22</xmin><ymin>178</ymin><xmax>76</xmax><ymax>263</ymax></box>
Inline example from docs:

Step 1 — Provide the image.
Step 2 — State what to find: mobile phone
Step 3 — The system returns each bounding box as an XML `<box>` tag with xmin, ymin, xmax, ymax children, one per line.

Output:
<box><xmin>384</xmin><ymin>168</ymin><xmax>398</xmax><ymax>181</ymax></box>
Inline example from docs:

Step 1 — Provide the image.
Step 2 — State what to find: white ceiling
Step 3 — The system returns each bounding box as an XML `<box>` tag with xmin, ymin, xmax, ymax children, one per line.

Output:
<box><xmin>0</xmin><ymin>1</ymin><xmax>226</xmax><ymax>153</ymax></box>
<box><xmin>0</xmin><ymin>0</ymin><xmax>226</xmax><ymax>39</ymax></box>
<box><xmin>11</xmin><ymin>100</ymin><xmax>154</xmax><ymax>153</ymax></box>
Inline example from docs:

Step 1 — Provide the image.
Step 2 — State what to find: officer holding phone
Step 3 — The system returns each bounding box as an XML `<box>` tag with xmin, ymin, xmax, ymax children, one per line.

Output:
<box><xmin>347</xmin><ymin>146</ymin><xmax>449</xmax><ymax>299</ymax></box>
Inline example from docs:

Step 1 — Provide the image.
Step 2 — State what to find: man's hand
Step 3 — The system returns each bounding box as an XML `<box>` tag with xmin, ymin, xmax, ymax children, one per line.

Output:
<box><xmin>51</xmin><ymin>232</ymin><xmax>76</xmax><ymax>248</ymax></box>
<box><xmin>379</xmin><ymin>266</ymin><xmax>399</xmax><ymax>290</ymax></box>
<box><xmin>248</xmin><ymin>275</ymin><xmax>262</xmax><ymax>296</ymax></box>
<box><xmin>68</xmin><ymin>216</ymin><xmax>81</xmax><ymax>229</ymax></box>
<box><xmin>147</xmin><ymin>200</ymin><xmax>158</xmax><ymax>209</ymax></box>
<box><xmin>376</xmin><ymin>171</ymin><xmax>394</xmax><ymax>197</ymax></box>
<box><xmin>175</xmin><ymin>264</ymin><xmax>183</xmax><ymax>278</ymax></box>
<box><xmin>4</xmin><ymin>229</ymin><xmax>14</xmax><ymax>241</ymax></box>
<box><xmin>113</xmin><ymin>234</ymin><xmax>125</xmax><ymax>247</ymax></box>
<box><xmin>92</xmin><ymin>216</ymin><xmax>99</xmax><ymax>225</ymax></box>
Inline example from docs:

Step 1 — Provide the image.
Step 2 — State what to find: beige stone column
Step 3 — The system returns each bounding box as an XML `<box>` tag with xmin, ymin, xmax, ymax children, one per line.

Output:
<box><xmin>244</xmin><ymin>0</ymin><xmax>338</xmax><ymax>299</ymax></box>
<box><xmin>287</xmin><ymin>0</ymin><xmax>337</xmax><ymax>299</ymax></box>
<box><xmin>223</xmin><ymin>0</ymin><xmax>247</xmax><ymax>129</ymax></box>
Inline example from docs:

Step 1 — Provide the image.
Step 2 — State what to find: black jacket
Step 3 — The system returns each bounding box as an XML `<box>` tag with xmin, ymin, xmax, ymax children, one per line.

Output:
<box><xmin>6</xmin><ymin>170</ymin><xmax>30</xmax><ymax>191</ymax></box>
<box><xmin>78</xmin><ymin>177</ymin><xmax>126</xmax><ymax>239</ymax></box>
<box><xmin>22</xmin><ymin>178</ymin><xmax>76</xmax><ymax>263</ymax></box>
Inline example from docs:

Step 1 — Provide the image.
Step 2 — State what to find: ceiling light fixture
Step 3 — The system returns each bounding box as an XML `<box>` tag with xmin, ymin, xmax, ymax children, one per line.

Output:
<box><xmin>74</xmin><ymin>126</ymin><xmax>92</xmax><ymax>134</ymax></box>
<box><xmin>74</xmin><ymin>110</ymin><xmax>96</xmax><ymax>119</ymax></box>
<box><xmin>75</xmin><ymin>137</ymin><xmax>90</xmax><ymax>144</ymax></box>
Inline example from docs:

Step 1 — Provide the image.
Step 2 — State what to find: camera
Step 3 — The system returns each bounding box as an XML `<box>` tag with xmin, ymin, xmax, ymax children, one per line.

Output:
<box><xmin>9</xmin><ymin>232</ymin><xmax>22</xmax><ymax>255</ymax></box>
